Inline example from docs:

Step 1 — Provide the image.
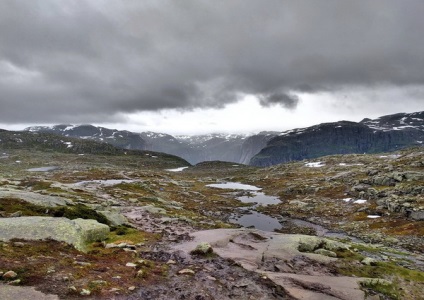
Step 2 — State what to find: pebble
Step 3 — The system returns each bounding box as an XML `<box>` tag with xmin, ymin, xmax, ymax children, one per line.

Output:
<box><xmin>125</xmin><ymin>262</ymin><xmax>137</xmax><ymax>268</ymax></box>
<box><xmin>128</xmin><ymin>286</ymin><xmax>136</xmax><ymax>291</ymax></box>
<box><xmin>80</xmin><ymin>289</ymin><xmax>91</xmax><ymax>296</ymax></box>
<box><xmin>178</xmin><ymin>268</ymin><xmax>195</xmax><ymax>275</ymax></box>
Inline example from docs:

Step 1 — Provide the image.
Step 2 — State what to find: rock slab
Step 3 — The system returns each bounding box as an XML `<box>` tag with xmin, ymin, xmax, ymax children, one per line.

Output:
<box><xmin>0</xmin><ymin>216</ymin><xmax>109</xmax><ymax>251</ymax></box>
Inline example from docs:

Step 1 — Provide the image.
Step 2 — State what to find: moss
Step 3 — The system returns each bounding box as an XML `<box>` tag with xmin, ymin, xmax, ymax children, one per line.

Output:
<box><xmin>360</xmin><ymin>279</ymin><xmax>400</xmax><ymax>300</ymax></box>
<box><xmin>51</xmin><ymin>204</ymin><xmax>110</xmax><ymax>225</ymax></box>
<box><xmin>18</xmin><ymin>179</ymin><xmax>52</xmax><ymax>190</ymax></box>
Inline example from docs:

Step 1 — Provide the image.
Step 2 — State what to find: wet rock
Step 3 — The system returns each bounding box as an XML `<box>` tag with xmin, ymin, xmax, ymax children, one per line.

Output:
<box><xmin>0</xmin><ymin>217</ymin><xmax>109</xmax><ymax>252</ymax></box>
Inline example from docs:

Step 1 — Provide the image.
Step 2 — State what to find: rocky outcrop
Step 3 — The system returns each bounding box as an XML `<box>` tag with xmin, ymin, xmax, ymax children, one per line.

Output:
<box><xmin>239</xmin><ymin>131</ymin><xmax>278</xmax><ymax>164</ymax></box>
<box><xmin>0</xmin><ymin>217</ymin><xmax>109</xmax><ymax>252</ymax></box>
<box><xmin>174</xmin><ymin>228</ymin><xmax>376</xmax><ymax>300</ymax></box>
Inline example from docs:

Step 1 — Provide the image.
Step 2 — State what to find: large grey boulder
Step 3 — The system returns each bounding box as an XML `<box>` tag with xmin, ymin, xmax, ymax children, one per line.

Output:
<box><xmin>0</xmin><ymin>217</ymin><xmax>109</xmax><ymax>252</ymax></box>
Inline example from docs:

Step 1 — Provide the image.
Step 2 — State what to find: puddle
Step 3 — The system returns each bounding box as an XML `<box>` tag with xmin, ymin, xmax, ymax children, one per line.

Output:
<box><xmin>206</xmin><ymin>182</ymin><xmax>261</xmax><ymax>191</ymax></box>
<box><xmin>230</xmin><ymin>211</ymin><xmax>282</xmax><ymax>232</ymax></box>
<box><xmin>27</xmin><ymin>166</ymin><xmax>60</xmax><ymax>172</ymax></box>
<box><xmin>237</xmin><ymin>193</ymin><xmax>280</xmax><ymax>206</ymax></box>
<box><xmin>208</xmin><ymin>182</ymin><xmax>281</xmax><ymax>231</ymax></box>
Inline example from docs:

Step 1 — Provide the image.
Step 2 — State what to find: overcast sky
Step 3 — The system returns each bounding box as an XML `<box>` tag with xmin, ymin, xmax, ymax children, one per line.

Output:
<box><xmin>0</xmin><ymin>0</ymin><xmax>423</xmax><ymax>135</ymax></box>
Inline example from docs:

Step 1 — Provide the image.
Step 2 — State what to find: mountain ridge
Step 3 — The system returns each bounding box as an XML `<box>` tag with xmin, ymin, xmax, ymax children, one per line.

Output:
<box><xmin>23</xmin><ymin>110</ymin><xmax>424</xmax><ymax>166</ymax></box>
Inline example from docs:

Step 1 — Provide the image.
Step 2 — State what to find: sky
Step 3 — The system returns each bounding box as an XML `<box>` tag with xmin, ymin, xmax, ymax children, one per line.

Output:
<box><xmin>0</xmin><ymin>0</ymin><xmax>423</xmax><ymax>135</ymax></box>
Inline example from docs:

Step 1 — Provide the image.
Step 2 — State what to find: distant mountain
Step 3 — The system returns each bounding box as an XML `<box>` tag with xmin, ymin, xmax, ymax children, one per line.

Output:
<box><xmin>250</xmin><ymin>111</ymin><xmax>424</xmax><ymax>166</ymax></box>
<box><xmin>26</xmin><ymin>126</ymin><xmax>256</xmax><ymax>164</ymax></box>
<box><xmin>0</xmin><ymin>129</ymin><xmax>190</xmax><ymax>168</ymax></box>
<box><xmin>26</xmin><ymin>124</ymin><xmax>148</xmax><ymax>150</ymax></box>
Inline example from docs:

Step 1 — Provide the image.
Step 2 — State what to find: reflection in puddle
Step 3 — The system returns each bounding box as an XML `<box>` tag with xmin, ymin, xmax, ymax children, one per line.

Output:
<box><xmin>208</xmin><ymin>182</ymin><xmax>282</xmax><ymax>231</ymax></box>
<box><xmin>237</xmin><ymin>193</ymin><xmax>280</xmax><ymax>206</ymax></box>
<box><xmin>230</xmin><ymin>211</ymin><xmax>282</xmax><ymax>232</ymax></box>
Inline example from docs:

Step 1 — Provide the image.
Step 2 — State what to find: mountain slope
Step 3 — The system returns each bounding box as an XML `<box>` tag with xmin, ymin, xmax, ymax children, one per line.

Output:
<box><xmin>0</xmin><ymin>129</ymin><xmax>190</xmax><ymax>168</ymax></box>
<box><xmin>250</xmin><ymin>111</ymin><xmax>424</xmax><ymax>166</ymax></box>
<box><xmin>26</xmin><ymin>125</ymin><xmax>148</xmax><ymax>151</ymax></box>
<box><xmin>26</xmin><ymin>126</ymin><xmax>252</xmax><ymax>164</ymax></box>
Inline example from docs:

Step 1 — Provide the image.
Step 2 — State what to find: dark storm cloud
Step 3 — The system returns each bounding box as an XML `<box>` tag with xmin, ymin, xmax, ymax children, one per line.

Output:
<box><xmin>259</xmin><ymin>93</ymin><xmax>299</xmax><ymax>109</ymax></box>
<box><xmin>0</xmin><ymin>0</ymin><xmax>423</xmax><ymax>123</ymax></box>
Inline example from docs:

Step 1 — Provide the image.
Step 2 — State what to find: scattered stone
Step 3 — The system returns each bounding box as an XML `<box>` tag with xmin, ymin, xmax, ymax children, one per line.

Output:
<box><xmin>178</xmin><ymin>268</ymin><xmax>195</xmax><ymax>275</ymax></box>
<box><xmin>12</xmin><ymin>242</ymin><xmax>25</xmax><ymax>247</ymax></box>
<box><xmin>136</xmin><ymin>270</ymin><xmax>145</xmax><ymax>278</ymax></box>
<box><xmin>166</xmin><ymin>259</ymin><xmax>176</xmax><ymax>265</ymax></box>
<box><xmin>80</xmin><ymin>289</ymin><xmax>91</xmax><ymax>296</ymax></box>
<box><xmin>125</xmin><ymin>262</ymin><xmax>137</xmax><ymax>268</ymax></box>
<box><xmin>2</xmin><ymin>270</ymin><xmax>18</xmax><ymax>279</ymax></box>
<box><xmin>128</xmin><ymin>286</ymin><xmax>136</xmax><ymax>291</ymax></box>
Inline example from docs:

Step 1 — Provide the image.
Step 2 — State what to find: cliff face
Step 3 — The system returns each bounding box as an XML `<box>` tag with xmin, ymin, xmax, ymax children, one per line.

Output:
<box><xmin>239</xmin><ymin>132</ymin><xmax>278</xmax><ymax>165</ymax></box>
<box><xmin>250</xmin><ymin>113</ymin><xmax>424</xmax><ymax>167</ymax></box>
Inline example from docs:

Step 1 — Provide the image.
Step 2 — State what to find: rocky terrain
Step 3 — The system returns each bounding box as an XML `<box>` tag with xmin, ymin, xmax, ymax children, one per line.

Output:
<box><xmin>0</xmin><ymin>140</ymin><xmax>423</xmax><ymax>299</ymax></box>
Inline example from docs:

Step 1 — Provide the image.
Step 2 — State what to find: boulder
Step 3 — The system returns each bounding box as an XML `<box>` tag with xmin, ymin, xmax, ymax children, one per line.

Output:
<box><xmin>0</xmin><ymin>217</ymin><xmax>109</xmax><ymax>252</ymax></box>
<box><xmin>407</xmin><ymin>210</ymin><xmax>424</xmax><ymax>221</ymax></box>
